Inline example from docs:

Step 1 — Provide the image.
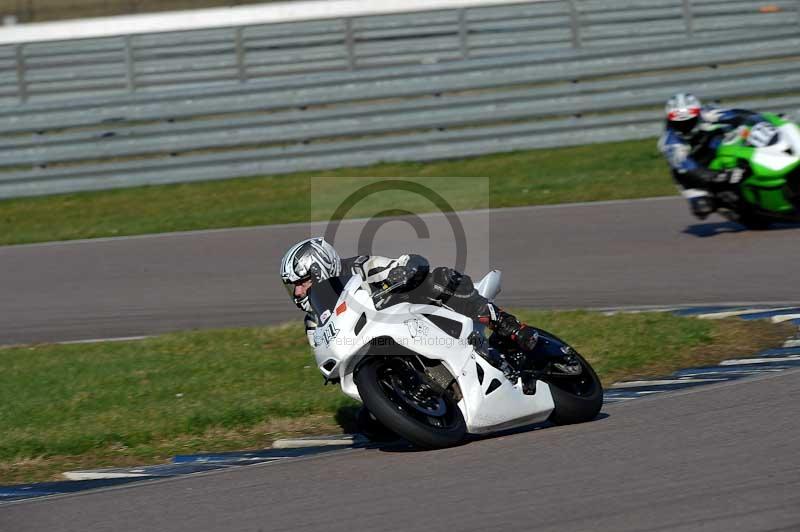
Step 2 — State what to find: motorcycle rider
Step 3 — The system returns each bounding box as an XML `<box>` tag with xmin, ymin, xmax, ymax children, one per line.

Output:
<box><xmin>658</xmin><ymin>92</ymin><xmax>769</xmax><ymax>220</ymax></box>
<box><xmin>279</xmin><ymin>237</ymin><xmax>540</xmax><ymax>361</ymax></box>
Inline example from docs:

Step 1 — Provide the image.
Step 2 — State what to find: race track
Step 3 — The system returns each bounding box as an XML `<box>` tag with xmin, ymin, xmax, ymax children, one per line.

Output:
<box><xmin>3</xmin><ymin>195</ymin><xmax>800</xmax><ymax>530</ymax></box>
<box><xmin>4</xmin><ymin>368</ymin><xmax>799</xmax><ymax>531</ymax></box>
<box><xmin>3</xmin><ymin>196</ymin><xmax>800</xmax><ymax>345</ymax></box>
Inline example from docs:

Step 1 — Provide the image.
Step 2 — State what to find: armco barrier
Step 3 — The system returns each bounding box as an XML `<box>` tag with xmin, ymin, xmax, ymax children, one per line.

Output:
<box><xmin>0</xmin><ymin>0</ymin><xmax>797</xmax><ymax>104</ymax></box>
<box><xmin>0</xmin><ymin>0</ymin><xmax>798</xmax><ymax>198</ymax></box>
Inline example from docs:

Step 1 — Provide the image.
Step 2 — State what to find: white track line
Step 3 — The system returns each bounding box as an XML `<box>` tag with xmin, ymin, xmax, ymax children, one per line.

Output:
<box><xmin>610</xmin><ymin>378</ymin><xmax>724</xmax><ymax>389</ymax></box>
<box><xmin>62</xmin><ymin>471</ymin><xmax>151</xmax><ymax>480</ymax></box>
<box><xmin>272</xmin><ymin>435</ymin><xmax>368</xmax><ymax>449</ymax></box>
<box><xmin>695</xmin><ymin>307</ymin><xmax>800</xmax><ymax>319</ymax></box>
<box><xmin>57</xmin><ymin>336</ymin><xmax>150</xmax><ymax>345</ymax></box>
<box><xmin>596</xmin><ymin>302</ymin><xmax>800</xmax><ymax>314</ymax></box>
<box><xmin>4</xmin><ymin>196</ymin><xmax>679</xmax><ymax>249</ymax></box>
<box><xmin>602</xmin><ymin>308</ymin><xmax>680</xmax><ymax>316</ymax></box>
<box><xmin>0</xmin><ymin>335</ymin><xmax>151</xmax><ymax>350</ymax></box>
<box><xmin>771</xmin><ymin>314</ymin><xmax>800</xmax><ymax>323</ymax></box>
<box><xmin>720</xmin><ymin>356</ymin><xmax>800</xmax><ymax>366</ymax></box>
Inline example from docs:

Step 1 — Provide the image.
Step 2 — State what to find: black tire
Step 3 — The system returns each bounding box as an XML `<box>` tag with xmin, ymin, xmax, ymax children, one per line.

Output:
<box><xmin>737</xmin><ymin>212</ymin><xmax>772</xmax><ymax>230</ymax></box>
<box><xmin>355</xmin><ymin>357</ymin><xmax>466</xmax><ymax>449</ymax></box>
<box><xmin>547</xmin><ymin>352</ymin><xmax>604</xmax><ymax>425</ymax></box>
<box><xmin>355</xmin><ymin>406</ymin><xmax>399</xmax><ymax>442</ymax></box>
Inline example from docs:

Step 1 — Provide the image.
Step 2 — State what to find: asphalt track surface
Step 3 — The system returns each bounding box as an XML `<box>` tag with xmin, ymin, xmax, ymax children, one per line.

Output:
<box><xmin>4</xmin><ymin>368</ymin><xmax>800</xmax><ymax>532</ymax></box>
<box><xmin>3</xmin><ymin>196</ymin><xmax>800</xmax><ymax>346</ymax></box>
<box><xmin>4</xmin><ymin>195</ymin><xmax>800</xmax><ymax>530</ymax></box>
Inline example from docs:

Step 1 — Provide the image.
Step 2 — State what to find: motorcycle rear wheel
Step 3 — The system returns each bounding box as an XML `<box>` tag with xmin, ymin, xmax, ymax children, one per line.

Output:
<box><xmin>356</xmin><ymin>357</ymin><xmax>466</xmax><ymax>449</ymax></box>
<box><xmin>736</xmin><ymin>212</ymin><xmax>772</xmax><ymax>231</ymax></box>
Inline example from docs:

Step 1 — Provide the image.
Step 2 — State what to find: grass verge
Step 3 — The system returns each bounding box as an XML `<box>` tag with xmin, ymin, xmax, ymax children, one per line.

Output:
<box><xmin>0</xmin><ymin>310</ymin><xmax>792</xmax><ymax>484</ymax></box>
<box><xmin>0</xmin><ymin>138</ymin><xmax>674</xmax><ymax>246</ymax></box>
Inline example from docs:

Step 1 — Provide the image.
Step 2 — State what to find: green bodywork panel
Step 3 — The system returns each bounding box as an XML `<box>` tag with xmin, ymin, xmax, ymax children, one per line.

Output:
<box><xmin>708</xmin><ymin>113</ymin><xmax>797</xmax><ymax>213</ymax></box>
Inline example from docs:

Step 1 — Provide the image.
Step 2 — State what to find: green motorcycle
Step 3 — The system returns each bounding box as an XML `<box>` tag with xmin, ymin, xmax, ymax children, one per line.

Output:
<box><xmin>708</xmin><ymin>113</ymin><xmax>800</xmax><ymax>229</ymax></box>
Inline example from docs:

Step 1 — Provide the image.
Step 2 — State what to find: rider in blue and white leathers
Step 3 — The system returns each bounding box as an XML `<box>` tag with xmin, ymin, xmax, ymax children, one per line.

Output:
<box><xmin>658</xmin><ymin>93</ymin><xmax>767</xmax><ymax>219</ymax></box>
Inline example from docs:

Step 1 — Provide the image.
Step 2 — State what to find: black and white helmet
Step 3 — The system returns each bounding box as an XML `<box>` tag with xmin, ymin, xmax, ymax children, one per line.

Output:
<box><xmin>280</xmin><ymin>237</ymin><xmax>341</xmax><ymax>312</ymax></box>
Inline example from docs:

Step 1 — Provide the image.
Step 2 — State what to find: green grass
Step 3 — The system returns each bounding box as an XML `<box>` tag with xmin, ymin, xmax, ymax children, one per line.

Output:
<box><xmin>0</xmin><ymin>138</ymin><xmax>674</xmax><ymax>246</ymax></box>
<box><xmin>512</xmin><ymin>310</ymin><xmax>786</xmax><ymax>384</ymax></box>
<box><xmin>0</xmin><ymin>310</ymin><xmax>791</xmax><ymax>484</ymax></box>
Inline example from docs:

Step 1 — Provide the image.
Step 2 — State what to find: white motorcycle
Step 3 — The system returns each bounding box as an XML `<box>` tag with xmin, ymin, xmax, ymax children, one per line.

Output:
<box><xmin>309</xmin><ymin>270</ymin><xmax>603</xmax><ymax>449</ymax></box>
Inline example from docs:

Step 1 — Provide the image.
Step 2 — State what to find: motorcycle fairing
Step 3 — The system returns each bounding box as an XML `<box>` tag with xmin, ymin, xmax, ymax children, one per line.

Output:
<box><xmin>313</xmin><ymin>274</ymin><xmax>555</xmax><ymax>434</ymax></box>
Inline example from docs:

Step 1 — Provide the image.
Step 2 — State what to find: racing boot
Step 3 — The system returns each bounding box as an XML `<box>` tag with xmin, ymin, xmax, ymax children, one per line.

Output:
<box><xmin>477</xmin><ymin>304</ymin><xmax>540</xmax><ymax>394</ymax></box>
<box><xmin>689</xmin><ymin>195</ymin><xmax>716</xmax><ymax>220</ymax></box>
<box><xmin>467</xmin><ymin>330</ymin><xmax>518</xmax><ymax>382</ymax></box>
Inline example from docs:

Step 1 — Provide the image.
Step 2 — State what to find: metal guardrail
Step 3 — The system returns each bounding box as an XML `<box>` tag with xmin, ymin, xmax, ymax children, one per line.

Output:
<box><xmin>1</xmin><ymin>0</ymin><xmax>797</xmax><ymax>104</ymax></box>
<box><xmin>0</xmin><ymin>0</ymin><xmax>799</xmax><ymax>198</ymax></box>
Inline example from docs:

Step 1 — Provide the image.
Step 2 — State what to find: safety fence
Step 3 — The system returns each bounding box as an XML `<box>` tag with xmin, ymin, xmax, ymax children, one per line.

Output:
<box><xmin>0</xmin><ymin>0</ymin><xmax>799</xmax><ymax>198</ymax></box>
<box><xmin>1</xmin><ymin>0</ymin><xmax>797</xmax><ymax>104</ymax></box>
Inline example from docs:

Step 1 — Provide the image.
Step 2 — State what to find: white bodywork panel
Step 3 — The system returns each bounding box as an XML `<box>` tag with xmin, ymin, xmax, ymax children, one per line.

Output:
<box><xmin>474</xmin><ymin>270</ymin><xmax>502</xmax><ymax>300</ymax></box>
<box><xmin>457</xmin><ymin>354</ymin><xmax>554</xmax><ymax>434</ymax></box>
<box><xmin>751</xmin><ymin>123</ymin><xmax>800</xmax><ymax>171</ymax></box>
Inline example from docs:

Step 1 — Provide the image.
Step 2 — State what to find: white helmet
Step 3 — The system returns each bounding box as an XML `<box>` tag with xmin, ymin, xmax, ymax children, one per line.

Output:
<box><xmin>280</xmin><ymin>237</ymin><xmax>341</xmax><ymax>312</ymax></box>
<box><xmin>665</xmin><ymin>92</ymin><xmax>702</xmax><ymax>135</ymax></box>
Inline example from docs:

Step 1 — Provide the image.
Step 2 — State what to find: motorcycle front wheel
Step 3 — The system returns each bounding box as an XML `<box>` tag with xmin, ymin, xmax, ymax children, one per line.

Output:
<box><xmin>355</xmin><ymin>357</ymin><xmax>466</xmax><ymax>449</ymax></box>
<box><xmin>546</xmin><ymin>351</ymin><xmax>604</xmax><ymax>425</ymax></box>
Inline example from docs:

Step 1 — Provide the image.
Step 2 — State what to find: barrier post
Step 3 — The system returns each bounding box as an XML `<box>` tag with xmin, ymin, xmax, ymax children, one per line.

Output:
<box><xmin>235</xmin><ymin>27</ymin><xmax>247</xmax><ymax>82</ymax></box>
<box><xmin>682</xmin><ymin>0</ymin><xmax>694</xmax><ymax>38</ymax></box>
<box><xmin>15</xmin><ymin>43</ymin><xmax>27</xmax><ymax>102</ymax></box>
<box><xmin>567</xmin><ymin>0</ymin><xmax>582</xmax><ymax>48</ymax></box>
<box><xmin>345</xmin><ymin>18</ymin><xmax>356</xmax><ymax>70</ymax></box>
<box><xmin>458</xmin><ymin>8</ymin><xmax>469</xmax><ymax>59</ymax></box>
<box><xmin>124</xmin><ymin>35</ymin><xmax>136</xmax><ymax>92</ymax></box>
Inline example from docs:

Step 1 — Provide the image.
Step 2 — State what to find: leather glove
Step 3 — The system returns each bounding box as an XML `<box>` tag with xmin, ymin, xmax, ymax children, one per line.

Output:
<box><xmin>493</xmin><ymin>312</ymin><xmax>520</xmax><ymax>337</ymax></box>
<box><xmin>492</xmin><ymin>311</ymin><xmax>539</xmax><ymax>352</ymax></box>
<box><xmin>512</xmin><ymin>326</ymin><xmax>540</xmax><ymax>352</ymax></box>
<box><xmin>386</xmin><ymin>265</ymin><xmax>414</xmax><ymax>287</ymax></box>
<box><xmin>386</xmin><ymin>256</ymin><xmax>429</xmax><ymax>292</ymax></box>
<box><xmin>709</xmin><ymin>167</ymin><xmax>745</xmax><ymax>186</ymax></box>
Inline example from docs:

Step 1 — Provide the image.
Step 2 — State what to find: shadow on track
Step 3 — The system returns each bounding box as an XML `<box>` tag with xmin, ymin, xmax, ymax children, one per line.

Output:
<box><xmin>371</xmin><ymin>413</ymin><xmax>611</xmax><ymax>453</ymax></box>
<box><xmin>334</xmin><ymin>405</ymin><xmax>361</xmax><ymax>433</ymax></box>
<box><xmin>683</xmin><ymin>220</ymin><xmax>800</xmax><ymax>238</ymax></box>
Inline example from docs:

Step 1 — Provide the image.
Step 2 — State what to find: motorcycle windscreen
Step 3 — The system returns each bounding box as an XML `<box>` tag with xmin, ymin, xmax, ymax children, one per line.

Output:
<box><xmin>307</xmin><ymin>276</ymin><xmax>350</xmax><ymax>323</ymax></box>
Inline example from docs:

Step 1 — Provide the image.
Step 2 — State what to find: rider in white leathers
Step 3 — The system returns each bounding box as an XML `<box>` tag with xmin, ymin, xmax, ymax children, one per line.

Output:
<box><xmin>279</xmin><ymin>237</ymin><xmax>539</xmax><ymax>357</ymax></box>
